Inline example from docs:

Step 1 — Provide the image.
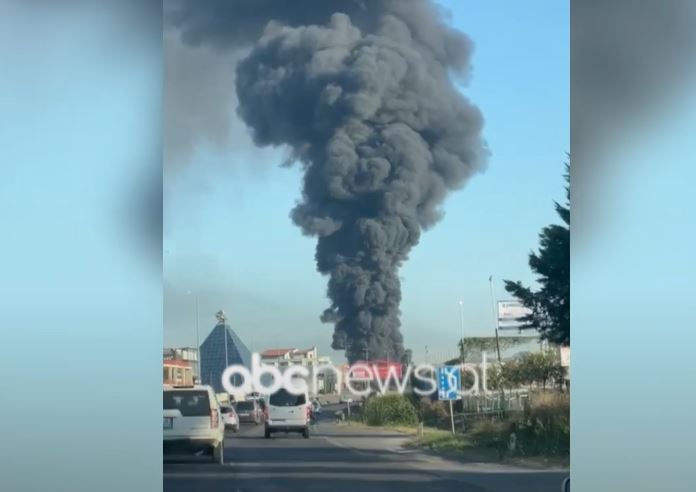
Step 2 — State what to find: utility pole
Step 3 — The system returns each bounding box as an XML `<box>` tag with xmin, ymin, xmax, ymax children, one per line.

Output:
<box><xmin>489</xmin><ymin>276</ymin><xmax>506</xmax><ymax>413</ymax></box>
<box><xmin>215</xmin><ymin>310</ymin><xmax>230</xmax><ymax>388</ymax></box>
<box><xmin>195</xmin><ymin>295</ymin><xmax>200</xmax><ymax>379</ymax></box>
<box><xmin>488</xmin><ymin>277</ymin><xmax>502</xmax><ymax>364</ymax></box>
<box><xmin>458</xmin><ymin>300</ymin><xmax>465</xmax><ymax>363</ymax></box>
<box><xmin>187</xmin><ymin>290</ymin><xmax>202</xmax><ymax>381</ymax></box>
<box><xmin>223</xmin><ymin>317</ymin><xmax>229</xmax><ymax>369</ymax></box>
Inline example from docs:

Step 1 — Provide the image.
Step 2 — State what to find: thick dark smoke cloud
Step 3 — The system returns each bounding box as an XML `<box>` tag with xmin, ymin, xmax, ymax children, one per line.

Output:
<box><xmin>167</xmin><ymin>0</ymin><xmax>472</xmax><ymax>71</ymax></box>
<box><xmin>168</xmin><ymin>1</ymin><xmax>487</xmax><ymax>362</ymax></box>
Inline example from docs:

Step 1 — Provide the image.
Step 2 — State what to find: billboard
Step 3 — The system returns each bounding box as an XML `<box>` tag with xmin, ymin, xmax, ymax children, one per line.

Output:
<box><xmin>497</xmin><ymin>300</ymin><xmax>533</xmax><ymax>330</ymax></box>
<box><xmin>560</xmin><ymin>346</ymin><xmax>570</xmax><ymax>367</ymax></box>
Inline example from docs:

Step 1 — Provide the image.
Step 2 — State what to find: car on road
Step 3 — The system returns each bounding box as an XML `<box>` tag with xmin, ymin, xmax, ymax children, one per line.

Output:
<box><xmin>163</xmin><ymin>384</ymin><xmax>225</xmax><ymax>464</ymax></box>
<box><xmin>265</xmin><ymin>388</ymin><xmax>310</xmax><ymax>439</ymax></box>
<box><xmin>235</xmin><ymin>399</ymin><xmax>262</xmax><ymax>425</ymax></box>
<box><xmin>220</xmin><ymin>405</ymin><xmax>239</xmax><ymax>432</ymax></box>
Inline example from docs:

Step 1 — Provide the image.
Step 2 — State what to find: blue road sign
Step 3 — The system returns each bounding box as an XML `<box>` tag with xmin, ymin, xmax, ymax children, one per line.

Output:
<box><xmin>437</xmin><ymin>366</ymin><xmax>461</xmax><ymax>401</ymax></box>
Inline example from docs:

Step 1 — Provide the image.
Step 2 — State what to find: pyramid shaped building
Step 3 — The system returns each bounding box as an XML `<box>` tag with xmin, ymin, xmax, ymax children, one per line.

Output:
<box><xmin>199</xmin><ymin>322</ymin><xmax>251</xmax><ymax>393</ymax></box>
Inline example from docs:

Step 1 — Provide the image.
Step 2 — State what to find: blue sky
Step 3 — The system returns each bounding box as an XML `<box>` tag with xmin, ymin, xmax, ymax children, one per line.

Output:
<box><xmin>164</xmin><ymin>0</ymin><xmax>569</xmax><ymax>364</ymax></box>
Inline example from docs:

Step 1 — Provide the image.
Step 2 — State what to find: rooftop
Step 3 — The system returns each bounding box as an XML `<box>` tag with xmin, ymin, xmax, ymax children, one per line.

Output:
<box><xmin>261</xmin><ymin>347</ymin><xmax>317</xmax><ymax>358</ymax></box>
<box><xmin>261</xmin><ymin>348</ymin><xmax>294</xmax><ymax>357</ymax></box>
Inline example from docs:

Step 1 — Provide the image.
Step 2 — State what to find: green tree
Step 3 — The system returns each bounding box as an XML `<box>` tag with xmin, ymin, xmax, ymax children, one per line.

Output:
<box><xmin>523</xmin><ymin>352</ymin><xmax>564</xmax><ymax>390</ymax></box>
<box><xmin>504</xmin><ymin>160</ymin><xmax>570</xmax><ymax>345</ymax></box>
<box><xmin>489</xmin><ymin>352</ymin><xmax>565</xmax><ymax>391</ymax></box>
<box><xmin>456</xmin><ymin>336</ymin><xmax>529</xmax><ymax>362</ymax></box>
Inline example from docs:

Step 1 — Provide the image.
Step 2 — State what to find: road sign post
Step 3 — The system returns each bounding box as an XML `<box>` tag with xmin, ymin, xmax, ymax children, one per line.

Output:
<box><xmin>437</xmin><ymin>366</ymin><xmax>462</xmax><ymax>435</ymax></box>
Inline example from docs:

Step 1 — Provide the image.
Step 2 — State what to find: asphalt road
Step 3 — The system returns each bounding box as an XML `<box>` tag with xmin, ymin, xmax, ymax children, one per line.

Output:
<box><xmin>164</xmin><ymin>409</ymin><xmax>567</xmax><ymax>492</ymax></box>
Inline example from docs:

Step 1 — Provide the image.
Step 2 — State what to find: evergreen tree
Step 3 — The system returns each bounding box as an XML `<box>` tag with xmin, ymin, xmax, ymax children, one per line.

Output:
<box><xmin>504</xmin><ymin>160</ymin><xmax>570</xmax><ymax>345</ymax></box>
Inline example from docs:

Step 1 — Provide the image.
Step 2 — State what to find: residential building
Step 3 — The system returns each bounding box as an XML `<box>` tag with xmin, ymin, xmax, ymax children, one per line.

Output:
<box><xmin>260</xmin><ymin>347</ymin><xmax>336</xmax><ymax>394</ymax></box>
<box><xmin>164</xmin><ymin>347</ymin><xmax>199</xmax><ymax>378</ymax></box>
<box><xmin>163</xmin><ymin>359</ymin><xmax>194</xmax><ymax>385</ymax></box>
<box><xmin>261</xmin><ymin>347</ymin><xmax>317</xmax><ymax>367</ymax></box>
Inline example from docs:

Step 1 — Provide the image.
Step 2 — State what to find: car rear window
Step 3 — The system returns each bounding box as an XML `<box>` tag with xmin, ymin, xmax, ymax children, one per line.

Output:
<box><xmin>163</xmin><ymin>390</ymin><xmax>210</xmax><ymax>417</ymax></box>
<box><xmin>236</xmin><ymin>401</ymin><xmax>254</xmax><ymax>411</ymax></box>
<box><xmin>269</xmin><ymin>389</ymin><xmax>306</xmax><ymax>407</ymax></box>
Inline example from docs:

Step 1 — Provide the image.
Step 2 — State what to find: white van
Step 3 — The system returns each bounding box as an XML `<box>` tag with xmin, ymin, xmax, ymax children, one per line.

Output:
<box><xmin>163</xmin><ymin>385</ymin><xmax>225</xmax><ymax>463</ymax></box>
<box><xmin>264</xmin><ymin>388</ymin><xmax>310</xmax><ymax>439</ymax></box>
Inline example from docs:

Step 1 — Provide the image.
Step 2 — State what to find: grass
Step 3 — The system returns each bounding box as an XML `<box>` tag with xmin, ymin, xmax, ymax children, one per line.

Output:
<box><xmin>342</xmin><ymin>421</ymin><xmax>568</xmax><ymax>468</ymax></box>
<box><xmin>416</xmin><ymin>428</ymin><xmax>474</xmax><ymax>450</ymax></box>
<box><xmin>410</xmin><ymin>427</ymin><xmax>569</xmax><ymax>468</ymax></box>
<box><xmin>343</xmin><ymin>421</ymin><xmax>478</xmax><ymax>453</ymax></box>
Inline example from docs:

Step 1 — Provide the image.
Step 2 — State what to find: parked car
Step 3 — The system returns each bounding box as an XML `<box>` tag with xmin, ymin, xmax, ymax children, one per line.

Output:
<box><xmin>265</xmin><ymin>388</ymin><xmax>310</xmax><ymax>439</ymax></box>
<box><xmin>235</xmin><ymin>399</ymin><xmax>262</xmax><ymax>425</ymax></box>
<box><xmin>220</xmin><ymin>405</ymin><xmax>239</xmax><ymax>432</ymax></box>
<box><xmin>163</xmin><ymin>384</ymin><xmax>225</xmax><ymax>464</ymax></box>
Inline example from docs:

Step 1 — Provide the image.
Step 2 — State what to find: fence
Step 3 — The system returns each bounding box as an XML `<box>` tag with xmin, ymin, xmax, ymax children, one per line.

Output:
<box><xmin>334</xmin><ymin>390</ymin><xmax>531</xmax><ymax>429</ymax></box>
<box><xmin>459</xmin><ymin>389</ymin><xmax>529</xmax><ymax>414</ymax></box>
<box><xmin>446</xmin><ymin>390</ymin><xmax>530</xmax><ymax>432</ymax></box>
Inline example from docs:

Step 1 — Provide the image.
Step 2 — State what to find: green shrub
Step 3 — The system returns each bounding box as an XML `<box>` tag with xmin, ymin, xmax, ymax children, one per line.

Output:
<box><xmin>469</xmin><ymin>419</ymin><xmax>511</xmax><ymax>449</ymax></box>
<box><xmin>418</xmin><ymin>401</ymin><xmax>450</xmax><ymax>428</ymax></box>
<box><xmin>464</xmin><ymin>392</ymin><xmax>569</xmax><ymax>457</ymax></box>
<box><xmin>363</xmin><ymin>394</ymin><xmax>418</xmax><ymax>426</ymax></box>
<box><xmin>514</xmin><ymin>391</ymin><xmax>570</xmax><ymax>455</ymax></box>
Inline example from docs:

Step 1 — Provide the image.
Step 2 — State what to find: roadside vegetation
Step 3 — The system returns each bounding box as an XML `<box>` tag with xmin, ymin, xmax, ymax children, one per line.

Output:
<box><xmin>338</xmin><ymin>161</ymin><xmax>570</xmax><ymax>467</ymax></box>
<box><xmin>362</xmin><ymin>393</ymin><xmax>418</xmax><ymax>426</ymax></box>
<box><xmin>343</xmin><ymin>387</ymin><xmax>568</xmax><ymax>465</ymax></box>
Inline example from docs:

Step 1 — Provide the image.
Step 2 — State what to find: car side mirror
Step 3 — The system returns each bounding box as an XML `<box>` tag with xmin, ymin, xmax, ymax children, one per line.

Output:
<box><xmin>562</xmin><ymin>477</ymin><xmax>570</xmax><ymax>492</ymax></box>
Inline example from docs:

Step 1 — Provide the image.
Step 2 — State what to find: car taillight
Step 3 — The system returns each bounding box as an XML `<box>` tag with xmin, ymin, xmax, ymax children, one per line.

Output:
<box><xmin>306</xmin><ymin>405</ymin><xmax>311</xmax><ymax>420</ymax></box>
<box><xmin>211</xmin><ymin>409</ymin><xmax>219</xmax><ymax>428</ymax></box>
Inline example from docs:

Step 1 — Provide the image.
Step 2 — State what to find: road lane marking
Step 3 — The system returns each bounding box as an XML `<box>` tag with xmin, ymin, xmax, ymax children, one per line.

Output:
<box><xmin>164</xmin><ymin>471</ymin><xmax>435</xmax><ymax>481</ymax></box>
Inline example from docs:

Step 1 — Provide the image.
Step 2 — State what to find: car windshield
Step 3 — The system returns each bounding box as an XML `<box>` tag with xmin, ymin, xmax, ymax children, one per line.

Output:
<box><xmin>270</xmin><ymin>389</ymin><xmax>306</xmax><ymax>407</ymax></box>
<box><xmin>236</xmin><ymin>401</ymin><xmax>254</xmax><ymax>411</ymax></box>
<box><xmin>220</xmin><ymin>406</ymin><xmax>233</xmax><ymax>414</ymax></box>
<box><xmin>163</xmin><ymin>390</ymin><xmax>210</xmax><ymax>417</ymax></box>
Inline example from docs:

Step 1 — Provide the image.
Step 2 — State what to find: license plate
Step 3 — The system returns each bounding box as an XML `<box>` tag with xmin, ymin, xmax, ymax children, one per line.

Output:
<box><xmin>163</xmin><ymin>417</ymin><xmax>173</xmax><ymax>429</ymax></box>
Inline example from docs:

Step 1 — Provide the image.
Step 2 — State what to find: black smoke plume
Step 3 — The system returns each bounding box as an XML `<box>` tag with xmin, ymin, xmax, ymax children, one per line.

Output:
<box><xmin>168</xmin><ymin>1</ymin><xmax>488</xmax><ymax>362</ymax></box>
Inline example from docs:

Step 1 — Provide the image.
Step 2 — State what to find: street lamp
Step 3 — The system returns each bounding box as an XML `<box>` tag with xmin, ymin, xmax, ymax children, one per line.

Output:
<box><xmin>488</xmin><ymin>276</ymin><xmax>502</xmax><ymax>364</ymax></box>
<box><xmin>187</xmin><ymin>290</ymin><xmax>201</xmax><ymax>381</ymax></box>
<box><xmin>458</xmin><ymin>300</ymin><xmax>465</xmax><ymax>362</ymax></box>
<box><xmin>216</xmin><ymin>310</ymin><xmax>229</xmax><ymax>374</ymax></box>
<box><xmin>224</xmin><ymin>320</ymin><xmax>229</xmax><ymax>369</ymax></box>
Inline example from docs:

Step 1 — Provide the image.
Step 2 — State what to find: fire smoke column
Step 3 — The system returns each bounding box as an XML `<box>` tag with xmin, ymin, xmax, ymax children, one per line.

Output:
<box><xmin>234</xmin><ymin>11</ymin><xmax>486</xmax><ymax>363</ymax></box>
